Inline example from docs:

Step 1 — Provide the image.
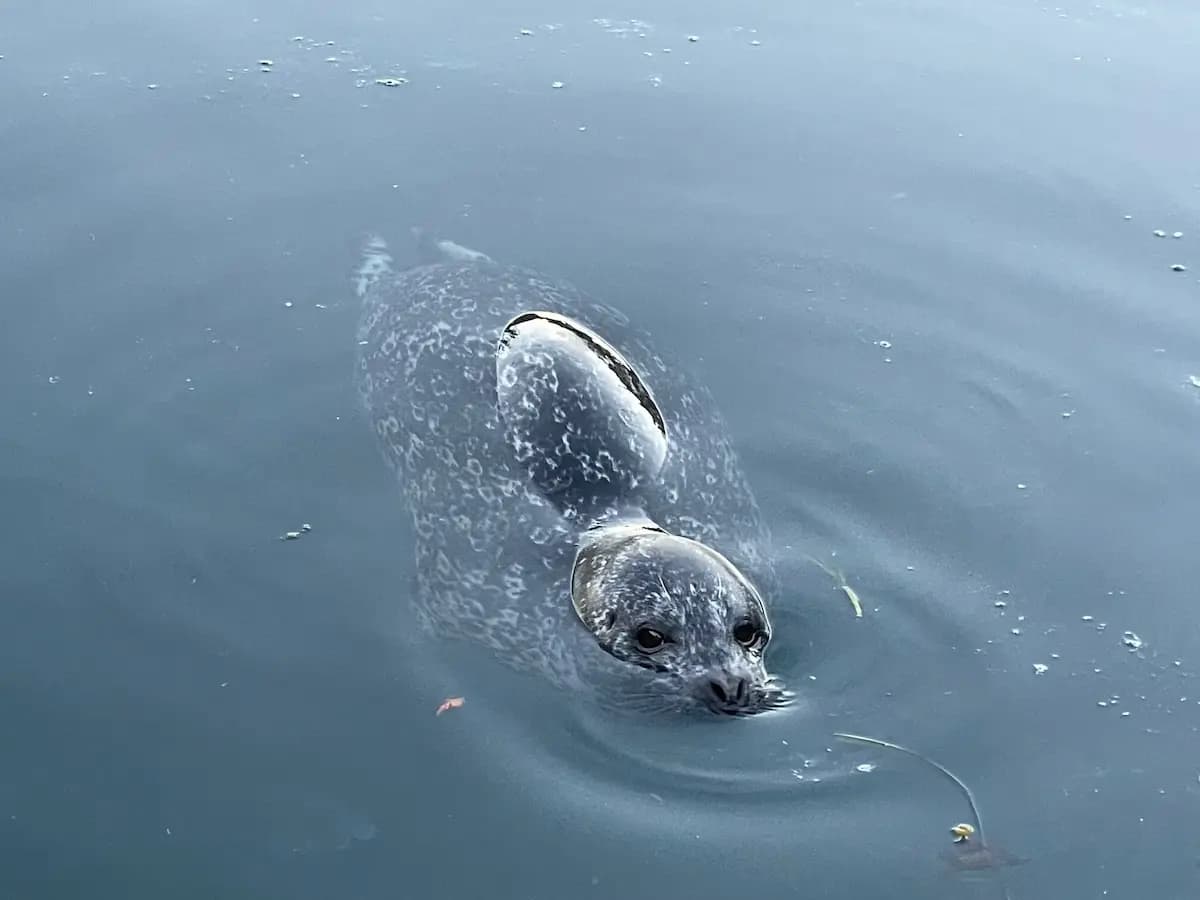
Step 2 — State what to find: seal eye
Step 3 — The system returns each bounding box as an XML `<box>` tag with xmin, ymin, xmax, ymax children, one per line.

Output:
<box><xmin>733</xmin><ymin>621</ymin><xmax>764</xmax><ymax>649</ymax></box>
<box><xmin>634</xmin><ymin>627</ymin><xmax>667</xmax><ymax>653</ymax></box>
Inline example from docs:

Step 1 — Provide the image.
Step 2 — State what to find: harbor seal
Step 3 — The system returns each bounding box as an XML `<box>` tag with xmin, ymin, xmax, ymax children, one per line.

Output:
<box><xmin>355</xmin><ymin>233</ymin><xmax>786</xmax><ymax>715</ymax></box>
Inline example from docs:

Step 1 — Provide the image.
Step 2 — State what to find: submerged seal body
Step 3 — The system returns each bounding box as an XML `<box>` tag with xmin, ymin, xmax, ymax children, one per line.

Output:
<box><xmin>355</xmin><ymin>235</ymin><xmax>785</xmax><ymax>715</ymax></box>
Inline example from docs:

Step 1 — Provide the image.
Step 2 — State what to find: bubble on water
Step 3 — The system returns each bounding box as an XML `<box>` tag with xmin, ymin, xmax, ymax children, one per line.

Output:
<box><xmin>1122</xmin><ymin>631</ymin><xmax>1144</xmax><ymax>651</ymax></box>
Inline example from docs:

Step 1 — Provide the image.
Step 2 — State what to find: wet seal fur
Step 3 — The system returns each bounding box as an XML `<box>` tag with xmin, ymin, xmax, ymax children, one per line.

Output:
<box><xmin>355</xmin><ymin>233</ymin><xmax>787</xmax><ymax>715</ymax></box>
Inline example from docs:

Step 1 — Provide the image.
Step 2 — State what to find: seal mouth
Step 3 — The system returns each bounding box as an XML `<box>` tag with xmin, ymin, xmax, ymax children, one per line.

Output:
<box><xmin>701</xmin><ymin>678</ymin><xmax>792</xmax><ymax>717</ymax></box>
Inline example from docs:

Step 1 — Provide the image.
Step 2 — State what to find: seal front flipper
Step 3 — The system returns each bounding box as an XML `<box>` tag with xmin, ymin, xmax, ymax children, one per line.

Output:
<box><xmin>412</xmin><ymin>227</ymin><xmax>494</xmax><ymax>265</ymax></box>
<box><xmin>495</xmin><ymin>310</ymin><xmax>668</xmax><ymax>519</ymax></box>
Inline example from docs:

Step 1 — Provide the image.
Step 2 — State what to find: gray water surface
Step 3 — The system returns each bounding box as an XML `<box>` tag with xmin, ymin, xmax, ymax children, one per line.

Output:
<box><xmin>3</xmin><ymin>1</ymin><xmax>1200</xmax><ymax>898</ymax></box>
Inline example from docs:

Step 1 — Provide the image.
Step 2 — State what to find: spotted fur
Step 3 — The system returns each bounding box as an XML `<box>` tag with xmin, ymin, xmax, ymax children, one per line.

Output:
<box><xmin>355</xmin><ymin>237</ymin><xmax>777</xmax><ymax>708</ymax></box>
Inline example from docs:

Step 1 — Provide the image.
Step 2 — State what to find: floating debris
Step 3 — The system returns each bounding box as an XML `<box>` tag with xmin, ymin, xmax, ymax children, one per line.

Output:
<box><xmin>47</xmin><ymin>375</ymin><xmax>60</xmax><ymax>384</ymax></box>
<box><xmin>550</xmin><ymin>80</ymin><xmax>565</xmax><ymax>89</ymax></box>
<box><xmin>1122</xmin><ymin>631</ymin><xmax>1144</xmax><ymax>651</ymax></box>
<box><xmin>1189</xmin><ymin>375</ymin><xmax>1200</xmax><ymax>389</ymax></box>
<box><xmin>687</xmin><ymin>34</ymin><xmax>699</xmax><ymax>42</ymax></box>
<box><xmin>749</xmin><ymin>39</ymin><xmax>762</xmax><ymax>46</ymax></box>
<box><xmin>1123</xmin><ymin>214</ymin><xmax>1133</xmax><ymax>220</ymax></box>
<box><xmin>876</xmin><ymin>339</ymin><xmax>892</xmax><ymax>349</ymax></box>
<box><xmin>807</xmin><ymin>555</ymin><xmax>863</xmax><ymax>617</ymax></box>
<box><xmin>146</xmin><ymin>83</ymin><xmax>158</xmax><ymax>90</ymax></box>
<box><xmin>1170</xmin><ymin>264</ymin><xmax>1187</xmax><ymax>272</ymax></box>
<box><xmin>834</xmin><ymin>732</ymin><xmax>1019</xmax><ymax>873</ymax></box>
<box><xmin>950</xmin><ymin>823</ymin><xmax>975</xmax><ymax>843</ymax></box>
<box><xmin>435</xmin><ymin>696</ymin><xmax>465</xmax><ymax>716</ymax></box>
<box><xmin>290</xmin><ymin>92</ymin><xmax>301</xmax><ymax>99</ymax></box>
<box><xmin>1033</xmin><ymin>663</ymin><xmax>1048</xmax><ymax>675</ymax></box>
<box><xmin>519</xmin><ymin>28</ymin><xmax>533</xmax><ymax>36</ymax></box>
<box><xmin>994</xmin><ymin>600</ymin><xmax>1007</xmax><ymax>608</ymax></box>
<box><xmin>301</xmin><ymin>523</ymin><xmax>313</xmax><ymax>533</ymax></box>
<box><xmin>1081</xmin><ymin>615</ymin><xmax>1094</xmax><ymax>622</ymax></box>
<box><xmin>282</xmin><ymin>531</ymin><xmax>302</xmax><ymax>541</ymax></box>
<box><xmin>1153</xmin><ymin>229</ymin><xmax>1167</xmax><ymax>237</ymax></box>
<box><xmin>375</xmin><ymin>77</ymin><xmax>408</xmax><ymax>87</ymax></box>
<box><xmin>1173</xmin><ymin>232</ymin><xmax>1184</xmax><ymax>239</ymax></box>
<box><xmin>855</xmin><ymin>763</ymin><xmax>876</xmax><ymax>774</ymax></box>
<box><xmin>1016</xmin><ymin>483</ymin><xmax>1027</xmax><ymax>490</ymax></box>
<box><xmin>283</xmin><ymin>300</ymin><xmax>294</xmax><ymax>308</ymax></box>
<box><xmin>258</xmin><ymin>59</ymin><xmax>274</xmax><ymax>68</ymax></box>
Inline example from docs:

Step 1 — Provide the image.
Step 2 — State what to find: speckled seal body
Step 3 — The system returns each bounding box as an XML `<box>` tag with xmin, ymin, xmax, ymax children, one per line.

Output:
<box><xmin>355</xmin><ymin>236</ymin><xmax>782</xmax><ymax>714</ymax></box>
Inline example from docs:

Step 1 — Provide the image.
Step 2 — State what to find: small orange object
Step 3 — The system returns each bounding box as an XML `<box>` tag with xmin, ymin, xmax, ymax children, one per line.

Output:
<box><xmin>435</xmin><ymin>696</ymin><xmax>465</xmax><ymax>716</ymax></box>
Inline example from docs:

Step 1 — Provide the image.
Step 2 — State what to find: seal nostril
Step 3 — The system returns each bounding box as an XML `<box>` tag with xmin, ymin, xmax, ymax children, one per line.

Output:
<box><xmin>734</xmin><ymin>677</ymin><xmax>747</xmax><ymax>702</ymax></box>
<box><xmin>708</xmin><ymin>680</ymin><xmax>728</xmax><ymax>704</ymax></box>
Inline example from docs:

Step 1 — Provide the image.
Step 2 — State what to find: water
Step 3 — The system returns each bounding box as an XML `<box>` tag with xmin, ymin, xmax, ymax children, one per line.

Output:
<box><xmin>3</xmin><ymin>0</ymin><xmax>1199</xmax><ymax>897</ymax></box>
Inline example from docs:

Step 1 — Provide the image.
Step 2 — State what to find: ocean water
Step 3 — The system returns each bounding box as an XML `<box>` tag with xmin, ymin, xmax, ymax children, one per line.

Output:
<box><xmin>3</xmin><ymin>1</ymin><xmax>1199</xmax><ymax>898</ymax></box>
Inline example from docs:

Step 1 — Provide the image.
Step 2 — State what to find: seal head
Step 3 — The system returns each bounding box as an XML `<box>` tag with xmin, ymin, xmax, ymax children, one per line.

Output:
<box><xmin>571</xmin><ymin>523</ymin><xmax>780</xmax><ymax>715</ymax></box>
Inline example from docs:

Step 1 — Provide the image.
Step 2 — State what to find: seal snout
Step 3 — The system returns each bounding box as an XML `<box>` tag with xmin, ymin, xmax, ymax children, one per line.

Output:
<box><xmin>698</xmin><ymin>666</ymin><xmax>759</xmax><ymax>714</ymax></box>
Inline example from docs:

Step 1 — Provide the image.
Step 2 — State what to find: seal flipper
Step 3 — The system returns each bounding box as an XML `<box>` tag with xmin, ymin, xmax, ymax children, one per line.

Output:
<box><xmin>355</xmin><ymin>234</ymin><xmax>394</xmax><ymax>299</ymax></box>
<box><xmin>495</xmin><ymin>310</ymin><xmax>668</xmax><ymax>519</ymax></box>
<box><xmin>412</xmin><ymin>227</ymin><xmax>494</xmax><ymax>265</ymax></box>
